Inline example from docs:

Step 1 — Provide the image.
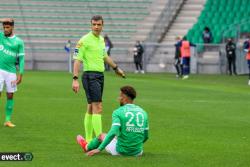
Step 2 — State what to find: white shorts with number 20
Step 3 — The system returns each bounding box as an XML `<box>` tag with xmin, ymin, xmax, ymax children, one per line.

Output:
<box><xmin>0</xmin><ymin>69</ymin><xmax>17</xmax><ymax>93</ymax></box>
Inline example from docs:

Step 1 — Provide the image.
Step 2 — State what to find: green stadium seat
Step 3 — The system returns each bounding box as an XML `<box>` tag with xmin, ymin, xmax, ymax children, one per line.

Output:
<box><xmin>241</xmin><ymin>24</ymin><xmax>248</xmax><ymax>33</ymax></box>
<box><xmin>242</xmin><ymin>0</ymin><xmax>249</xmax><ymax>5</ymax></box>
<box><xmin>219</xmin><ymin>0</ymin><xmax>227</xmax><ymax>5</ymax></box>
<box><xmin>205</xmin><ymin>12</ymin><xmax>214</xmax><ymax>19</ymax></box>
<box><xmin>186</xmin><ymin>0</ymin><xmax>250</xmax><ymax>46</ymax></box>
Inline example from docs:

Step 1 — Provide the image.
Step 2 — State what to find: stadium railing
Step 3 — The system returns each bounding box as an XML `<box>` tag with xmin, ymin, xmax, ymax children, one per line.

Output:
<box><xmin>145</xmin><ymin>0</ymin><xmax>184</xmax><ymax>43</ymax></box>
<box><xmin>142</xmin><ymin>43</ymin><xmax>249</xmax><ymax>74</ymax></box>
<box><xmin>23</xmin><ymin>41</ymin><xmax>249</xmax><ymax>74</ymax></box>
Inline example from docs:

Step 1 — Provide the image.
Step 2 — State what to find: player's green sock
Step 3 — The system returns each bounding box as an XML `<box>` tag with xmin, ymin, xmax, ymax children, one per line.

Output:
<box><xmin>5</xmin><ymin>99</ymin><xmax>14</xmax><ymax>122</ymax></box>
<box><xmin>92</xmin><ymin>114</ymin><xmax>102</xmax><ymax>137</ymax></box>
<box><xmin>87</xmin><ymin>137</ymin><xmax>101</xmax><ymax>151</ymax></box>
<box><xmin>84</xmin><ymin>113</ymin><xmax>93</xmax><ymax>143</ymax></box>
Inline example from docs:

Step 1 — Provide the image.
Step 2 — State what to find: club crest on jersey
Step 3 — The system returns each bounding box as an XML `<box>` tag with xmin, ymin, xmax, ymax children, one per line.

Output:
<box><xmin>0</xmin><ymin>45</ymin><xmax>3</xmax><ymax>51</ymax></box>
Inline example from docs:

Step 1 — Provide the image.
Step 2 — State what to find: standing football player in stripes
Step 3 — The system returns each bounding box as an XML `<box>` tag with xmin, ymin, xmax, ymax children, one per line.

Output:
<box><xmin>0</xmin><ymin>18</ymin><xmax>25</xmax><ymax>127</ymax></box>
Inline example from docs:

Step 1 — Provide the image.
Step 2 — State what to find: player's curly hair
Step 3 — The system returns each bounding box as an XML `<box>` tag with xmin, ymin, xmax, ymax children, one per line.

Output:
<box><xmin>120</xmin><ymin>86</ymin><xmax>136</xmax><ymax>100</ymax></box>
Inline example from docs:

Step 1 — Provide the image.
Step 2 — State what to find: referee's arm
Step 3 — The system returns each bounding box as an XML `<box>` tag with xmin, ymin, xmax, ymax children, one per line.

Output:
<box><xmin>72</xmin><ymin>59</ymin><xmax>82</xmax><ymax>93</ymax></box>
<box><xmin>104</xmin><ymin>56</ymin><xmax>125</xmax><ymax>78</ymax></box>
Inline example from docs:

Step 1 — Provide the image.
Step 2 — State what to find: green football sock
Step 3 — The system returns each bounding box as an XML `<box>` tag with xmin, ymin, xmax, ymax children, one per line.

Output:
<box><xmin>92</xmin><ymin>114</ymin><xmax>102</xmax><ymax>137</ymax></box>
<box><xmin>84</xmin><ymin>113</ymin><xmax>93</xmax><ymax>143</ymax></box>
<box><xmin>87</xmin><ymin>137</ymin><xmax>101</xmax><ymax>151</ymax></box>
<box><xmin>5</xmin><ymin>99</ymin><xmax>14</xmax><ymax>122</ymax></box>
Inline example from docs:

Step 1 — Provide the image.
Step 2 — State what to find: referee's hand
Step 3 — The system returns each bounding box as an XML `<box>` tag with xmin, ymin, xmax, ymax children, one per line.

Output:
<box><xmin>72</xmin><ymin>80</ymin><xmax>80</xmax><ymax>93</ymax></box>
<box><xmin>115</xmin><ymin>67</ymin><xmax>126</xmax><ymax>78</ymax></box>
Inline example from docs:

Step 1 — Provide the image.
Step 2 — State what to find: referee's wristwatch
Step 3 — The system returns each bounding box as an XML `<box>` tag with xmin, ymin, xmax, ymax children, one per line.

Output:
<box><xmin>113</xmin><ymin>65</ymin><xmax>118</xmax><ymax>71</ymax></box>
<box><xmin>73</xmin><ymin>76</ymin><xmax>78</xmax><ymax>80</ymax></box>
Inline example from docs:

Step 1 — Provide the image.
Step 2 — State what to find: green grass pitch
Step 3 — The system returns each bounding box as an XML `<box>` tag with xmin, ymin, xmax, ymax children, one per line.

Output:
<box><xmin>0</xmin><ymin>71</ymin><xmax>250</xmax><ymax>167</ymax></box>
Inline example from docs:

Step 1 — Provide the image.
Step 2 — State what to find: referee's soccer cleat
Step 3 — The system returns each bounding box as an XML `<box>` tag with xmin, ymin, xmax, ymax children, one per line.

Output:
<box><xmin>77</xmin><ymin>135</ymin><xmax>88</xmax><ymax>152</ymax></box>
<box><xmin>4</xmin><ymin>121</ymin><xmax>16</xmax><ymax>128</ymax></box>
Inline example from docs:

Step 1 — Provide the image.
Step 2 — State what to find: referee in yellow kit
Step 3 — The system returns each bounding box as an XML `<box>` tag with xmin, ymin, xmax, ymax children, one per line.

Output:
<box><xmin>72</xmin><ymin>15</ymin><xmax>125</xmax><ymax>142</ymax></box>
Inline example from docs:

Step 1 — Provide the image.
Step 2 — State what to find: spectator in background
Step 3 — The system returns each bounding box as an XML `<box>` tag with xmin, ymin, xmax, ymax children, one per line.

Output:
<box><xmin>64</xmin><ymin>40</ymin><xmax>71</xmax><ymax>54</ymax></box>
<box><xmin>243</xmin><ymin>36</ymin><xmax>250</xmax><ymax>85</ymax></box>
<box><xmin>225</xmin><ymin>38</ymin><xmax>237</xmax><ymax>75</ymax></box>
<box><xmin>174</xmin><ymin>36</ymin><xmax>182</xmax><ymax>78</ymax></box>
<box><xmin>104</xmin><ymin>34</ymin><xmax>113</xmax><ymax>71</ymax></box>
<box><xmin>133</xmin><ymin>41</ymin><xmax>144</xmax><ymax>74</ymax></box>
<box><xmin>176</xmin><ymin>36</ymin><xmax>196</xmax><ymax>79</ymax></box>
<box><xmin>202</xmin><ymin>27</ymin><xmax>212</xmax><ymax>43</ymax></box>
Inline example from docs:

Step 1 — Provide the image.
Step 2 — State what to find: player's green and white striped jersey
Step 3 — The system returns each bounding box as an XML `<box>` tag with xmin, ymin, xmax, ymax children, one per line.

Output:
<box><xmin>112</xmin><ymin>104</ymin><xmax>149</xmax><ymax>156</ymax></box>
<box><xmin>0</xmin><ymin>32</ymin><xmax>25</xmax><ymax>74</ymax></box>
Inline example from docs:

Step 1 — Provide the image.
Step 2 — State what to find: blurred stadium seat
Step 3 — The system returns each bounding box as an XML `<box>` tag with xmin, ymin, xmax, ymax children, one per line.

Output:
<box><xmin>187</xmin><ymin>0</ymin><xmax>250</xmax><ymax>44</ymax></box>
<box><xmin>0</xmin><ymin>0</ymin><xmax>153</xmax><ymax>70</ymax></box>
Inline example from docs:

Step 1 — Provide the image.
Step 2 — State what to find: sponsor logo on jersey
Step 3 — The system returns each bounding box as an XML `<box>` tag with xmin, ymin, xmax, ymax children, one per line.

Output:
<box><xmin>0</xmin><ymin>45</ymin><xmax>16</xmax><ymax>57</ymax></box>
<box><xmin>3</xmin><ymin>49</ymin><xmax>16</xmax><ymax>57</ymax></box>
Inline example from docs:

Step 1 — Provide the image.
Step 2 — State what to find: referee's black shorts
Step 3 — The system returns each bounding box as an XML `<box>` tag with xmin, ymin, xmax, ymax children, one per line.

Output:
<box><xmin>82</xmin><ymin>71</ymin><xmax>104</xmax><ymax>104</ymax></box>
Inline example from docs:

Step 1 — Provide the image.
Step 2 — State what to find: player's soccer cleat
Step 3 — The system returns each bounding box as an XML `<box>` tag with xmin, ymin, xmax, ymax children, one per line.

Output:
<box><xmin>141</xmin><ymin>70</ymin><xmax>145</xmax><ymax>74</ymax></box>
<box><xmin>4</xmin><ymin>121</ymin><xmax>16</xmax><ymax>128</ymax></box>
<box><xmin>77</xmin><ymin>135</ymin><xmax>88</xmax><ymax>152</ymax></box>
<box><xmin>248</xmin><ymin>80</ymin><xmax>250</xmax><ymax>86</ymax></box>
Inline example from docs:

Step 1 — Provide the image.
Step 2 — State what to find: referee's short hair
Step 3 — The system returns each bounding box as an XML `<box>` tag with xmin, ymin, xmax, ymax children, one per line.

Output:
<box><xmin>91</xmin><ymin>15</ymin><xmax>104</xmax><ymax>24</ymax></box>
<box><xmin>120</xmin><ymin>86</ymin><xmax>136</xmax><ymax>100</ymax></box>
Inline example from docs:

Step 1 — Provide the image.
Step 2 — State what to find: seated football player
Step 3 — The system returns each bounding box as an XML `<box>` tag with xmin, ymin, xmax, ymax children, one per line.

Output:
<box><xmin>77</xmin><ymin>85</ymin><xmax>149</xmax><ymax>156</ymax></box>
